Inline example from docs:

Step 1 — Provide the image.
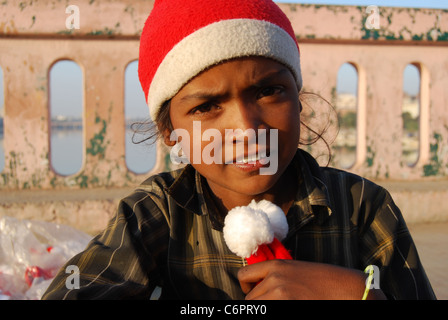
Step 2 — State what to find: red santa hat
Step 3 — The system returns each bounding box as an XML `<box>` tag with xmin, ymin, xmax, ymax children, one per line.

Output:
<box><xmin>138</xmin><ymin>0</ymin><xmax>302</xmax><ymax>120</ymax></box>
<box><xmin>223</xmin><ymin>200</ymin><xmax>292</xmax><ymax>264</ymax></box>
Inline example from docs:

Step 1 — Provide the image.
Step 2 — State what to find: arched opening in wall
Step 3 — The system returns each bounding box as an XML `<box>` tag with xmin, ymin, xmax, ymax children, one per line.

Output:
<box><xmin>402</xmin><ymin>64</ymin><xmax>420</xmax><ymax>166</ymax></box>
<box><xmin>0</xmin><ymin>66</ymin><xmax>4</xmax><ymax>172</ymax></box>
<box><xmin>124</xmin><ymin>60</ymin><xmax>156</xmax><ymax>174</ymax></box>
<box><xmin>333</xmin><ymin>62</ymin><xmax>358</xmax><ymax>169</ymax></box>
<box><xmin>49</xmin><ymin>60</ymin><xmax>84</xmax><ymax>176</ymax></box>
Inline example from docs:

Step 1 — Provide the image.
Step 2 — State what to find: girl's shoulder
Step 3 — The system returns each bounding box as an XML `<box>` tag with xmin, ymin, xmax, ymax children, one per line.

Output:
<box><xmin>318</xmin><ymin>165</ymin><xmax>399</xmax><ymax>224</ymax></box>
<box><xmin>320</xmin><ymin>165</ymin><xmax>388</xmax><ymax>194</ymax></box>
<box><xmin>118</xmin><ymin>165</ymin><xmax>193</xmax><ymax>214</ymax></box>
<box><xmin>298</xmin><ymin>149</ymin><xmax>387</xmax><ymax>197</ymax></box>
<box><xmin>131</xmin><ymin>165</ymin><xmax>190</xmax><ymax>197</ymax></box>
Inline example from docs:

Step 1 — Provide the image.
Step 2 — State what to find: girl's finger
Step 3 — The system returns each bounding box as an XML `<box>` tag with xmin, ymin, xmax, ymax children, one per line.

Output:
<box><xmin>237</xmin><ymin>260</ymin><xmax>274</xmax><ymax>294</ymax></box>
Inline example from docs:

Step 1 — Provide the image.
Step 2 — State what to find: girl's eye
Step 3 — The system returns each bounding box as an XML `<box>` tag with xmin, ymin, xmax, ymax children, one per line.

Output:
<box><xmin>258</xmin><ymin>86</ymin><xmax>283</xmax><ymax>99</ymax></box>
<box><xmin>190</xmin><ymin>102</ymin><xmax>219</xmax><ymax>115</ymax></box>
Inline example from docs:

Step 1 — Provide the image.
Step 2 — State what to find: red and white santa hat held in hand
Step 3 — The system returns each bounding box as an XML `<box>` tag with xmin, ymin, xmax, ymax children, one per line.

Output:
<box><xmin>223</xmin><ymin>200</ymin><xmax>292</xmax><ymax>264</ymax></box>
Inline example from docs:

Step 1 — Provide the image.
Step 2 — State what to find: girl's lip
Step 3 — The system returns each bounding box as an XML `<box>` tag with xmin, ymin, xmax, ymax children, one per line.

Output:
<box><xmin>230</xmin><ymin>160</ymin><xmax>269</xmax><ymax>172</ymax></box>
<box><xmin>225</xmin><ymin>150</ymin><xmax>271</xmax><ymax>165</ymax></box>
<box><xmin>227</xmin><ymin>152</ymin><xmax>272</xmax><ymax>172</ymax></box>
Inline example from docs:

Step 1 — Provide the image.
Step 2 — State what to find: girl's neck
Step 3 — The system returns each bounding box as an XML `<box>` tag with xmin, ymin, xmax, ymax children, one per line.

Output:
<box><xmin>206</xmin><ymin>165</ymin><xmax>298</xmax><ymax>218</ymax></box>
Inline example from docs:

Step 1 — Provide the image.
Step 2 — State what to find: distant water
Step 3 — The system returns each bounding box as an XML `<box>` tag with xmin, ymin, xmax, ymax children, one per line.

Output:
<box><xmin>0</xmin><ymin>130</ymin><xmax>157</xmax><ymax>177</ymax></box>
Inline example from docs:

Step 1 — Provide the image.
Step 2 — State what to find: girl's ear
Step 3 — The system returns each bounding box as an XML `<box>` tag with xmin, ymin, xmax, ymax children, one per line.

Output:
<box><xmin>162</xmin><ymin>128</ymin><xmax>176</xmax><ymax>147</ymax></box>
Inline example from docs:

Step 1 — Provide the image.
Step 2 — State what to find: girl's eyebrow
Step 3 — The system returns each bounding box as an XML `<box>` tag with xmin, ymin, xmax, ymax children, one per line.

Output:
<box><xmin>250</xmin><ymin>68</ymin><xmax>290</xmax><ymax>88</ymax></box>
<box><xmin>179</xmin><ymin>92</ymin><xmax>226</xmax><ymax>103</ymax></box>
<box><xmin>179</xmin><ymin>67</ymin><xmax>290</xmax><ymax>103</ymax></box>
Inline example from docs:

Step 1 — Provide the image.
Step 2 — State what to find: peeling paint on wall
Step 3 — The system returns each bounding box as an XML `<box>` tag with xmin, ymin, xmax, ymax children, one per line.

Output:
<box><xmin>359</xmin><ymin>7</ymin><xmax>448</xmax><ymax>42</ymax></box>
<box><xmin>86</xmin><ymin>114</ymin><xmax>109</xmax><ymax>160</ymax></box>
<box><xmin>0</xmin><ymin>1</ymin><xmax>447</xmax><ymax>191</ymax></box>
<box><xmin>423</xmin><ymin>132</ymin><xmax>446</xmax><ymax>177</ymax></box>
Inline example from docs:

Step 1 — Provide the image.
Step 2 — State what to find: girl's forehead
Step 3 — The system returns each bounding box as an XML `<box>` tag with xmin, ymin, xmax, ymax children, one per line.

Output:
<box><xmin>174</xmin><ymin>57</ymin><xmax>292</xmax><ymax>96</ymax></box>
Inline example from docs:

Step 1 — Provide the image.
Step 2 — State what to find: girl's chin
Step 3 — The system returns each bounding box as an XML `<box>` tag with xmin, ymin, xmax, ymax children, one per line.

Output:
<box><xmin>206</xmin><ymin>170</ymin><xmax>282</xmax><ymax>197</ymax></box>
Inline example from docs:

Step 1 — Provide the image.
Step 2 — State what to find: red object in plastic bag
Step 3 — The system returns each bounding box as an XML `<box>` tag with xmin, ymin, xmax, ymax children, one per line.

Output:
<box><xmin>246</xmin><ymin>238</ymin><xmax>292</xmax><ymax>265</ymax></box>
<box><xmin>24</xmin><ymin>266</ymin><xmax>52</xmax><ymax>287</ymax></box>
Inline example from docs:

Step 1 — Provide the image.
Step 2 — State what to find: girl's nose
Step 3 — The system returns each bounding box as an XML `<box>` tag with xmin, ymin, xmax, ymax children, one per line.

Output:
<box><xmin>229</xmin><ymin>100</ymin><xmax>266</xmax><ymax>133</ymax></box>
<box><xmin>223</xmin><ymin>101</ymin><xmax>271</xmax><ymax>154</ymax></box>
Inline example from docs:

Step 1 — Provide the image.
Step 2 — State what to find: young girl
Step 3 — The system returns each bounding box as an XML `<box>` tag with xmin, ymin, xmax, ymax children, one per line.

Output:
<box><xmin>43</xmin><ymin>0</ymin><xmax>435</xmax><ymax>300</ymax></box>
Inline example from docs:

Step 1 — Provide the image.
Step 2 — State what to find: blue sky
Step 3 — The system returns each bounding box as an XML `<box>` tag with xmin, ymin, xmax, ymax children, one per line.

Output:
<box><xmin>275</xmin><ymin>0</ymin><xmax>448</xmax><ymax>9</ymax></box>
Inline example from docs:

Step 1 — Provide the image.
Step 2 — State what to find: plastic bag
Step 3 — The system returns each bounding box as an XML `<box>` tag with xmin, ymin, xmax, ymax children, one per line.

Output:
<box><xmin>0</xmin><ymin>216</ymin><xmax>92</xmax><ymax>300</ymax></box>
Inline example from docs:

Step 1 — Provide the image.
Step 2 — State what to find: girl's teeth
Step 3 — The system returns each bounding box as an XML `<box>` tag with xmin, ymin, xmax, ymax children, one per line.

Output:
<box><xmin>238</xmin><ymin>154</ymin><xmax>261</xmax><ymax>164</ymax></box>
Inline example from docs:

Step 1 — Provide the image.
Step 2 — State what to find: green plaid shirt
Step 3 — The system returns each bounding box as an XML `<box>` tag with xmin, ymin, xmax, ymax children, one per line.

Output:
<box><xmin>42</xmin><ymin>149</ymin><xmax>436</xmax><ymax>300</ymax></box>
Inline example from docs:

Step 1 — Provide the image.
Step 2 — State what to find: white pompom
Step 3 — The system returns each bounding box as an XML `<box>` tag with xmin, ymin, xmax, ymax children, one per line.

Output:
<box><xmin>223</xmin><ymin>205</ymin><xmax>273</xmax><ymax>258</ymax></box>
<box><xmin>223</xmin><ymin>200</ymin><xmax>289</xmax><ymax>258</ymax></box>
<box><xmin>248</xmin><ymin>200</ymin><xmax>288</xmax><ymax>240</ymax></box>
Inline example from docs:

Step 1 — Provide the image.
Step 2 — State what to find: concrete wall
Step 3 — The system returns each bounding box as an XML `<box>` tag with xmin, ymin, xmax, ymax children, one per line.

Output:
<box><xmin>1</xmin><ymin>1</ymin><xmax>447</xmax><ymax>234</ymax></box>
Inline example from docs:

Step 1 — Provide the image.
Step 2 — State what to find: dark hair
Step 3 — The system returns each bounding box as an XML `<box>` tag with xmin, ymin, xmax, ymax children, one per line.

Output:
<box><xmin>131</xmin><ymin>91</ymin><xmax>337</xmax><ymax>166</ymax></box>
<box><xmin>130</xmin><ymin>100</ymin><xmax>173</xmax><ymax>145</ymax></box>
<box><xmin>298</xmin><ymin>91</ymin><xmax>338</xmax><ymax>166</ymax></box>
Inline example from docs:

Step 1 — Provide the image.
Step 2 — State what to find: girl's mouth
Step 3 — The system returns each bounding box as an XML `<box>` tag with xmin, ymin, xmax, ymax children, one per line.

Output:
<box><xmin>229</xmin><ymin>152</ymin><xmax>271</xmax><ymax>172</ymax></box>
<box><xmin>235</xmin><ymin>152</ymin><xmax>268</xmax><ymax>164</ymax></box>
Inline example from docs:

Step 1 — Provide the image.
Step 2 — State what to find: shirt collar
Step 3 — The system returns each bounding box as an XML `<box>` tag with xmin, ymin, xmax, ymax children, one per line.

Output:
<box><xmin>289</xmin><ymin>150</ymin><xmax>333</xmax><ymax>227</ymax></box>
<box><xmin>165</xmin><ymin>149</ymin><xmax>333</xmax><ymax>230</ymax></box>
<box><xmin>165</xmin><ymin>164</ymin><xmax>201</xmax><ymax>213</ymax></box>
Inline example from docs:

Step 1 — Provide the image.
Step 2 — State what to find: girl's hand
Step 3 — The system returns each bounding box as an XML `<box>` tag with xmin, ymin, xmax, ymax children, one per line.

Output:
<box><xmin>238</xmin><ymin>259</ymin><xmax>386</xmax><ymax>300</ymax></box>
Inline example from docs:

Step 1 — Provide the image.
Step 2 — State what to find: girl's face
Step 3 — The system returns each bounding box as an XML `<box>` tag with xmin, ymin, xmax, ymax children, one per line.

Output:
<box><xmin>167</xmin><ymin>57</ymin><xmax>301</xmax><ymax>207</ymax></box>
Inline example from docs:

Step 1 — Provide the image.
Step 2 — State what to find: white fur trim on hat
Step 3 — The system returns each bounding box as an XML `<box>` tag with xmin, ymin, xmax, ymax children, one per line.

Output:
<box><xmin>147</xmin><ymin>18</ymin><xmax>302</xmax><ymax>120</ymax></box>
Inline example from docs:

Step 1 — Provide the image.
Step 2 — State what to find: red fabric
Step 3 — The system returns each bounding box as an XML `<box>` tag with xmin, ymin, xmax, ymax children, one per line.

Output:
<box><xmin>24</xmin><ymin>266</ymin><xmax>52</xmax><ymax>287</ymax></box>
<box><xmin>138</xmin><ymin>0</ymin><xmax>298</xmax><ymax>99</ymax></box>
<box><xmin>246</xmin><ymin>238</ymin><xmax>292</xmax><ymax>264</ymax></box>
